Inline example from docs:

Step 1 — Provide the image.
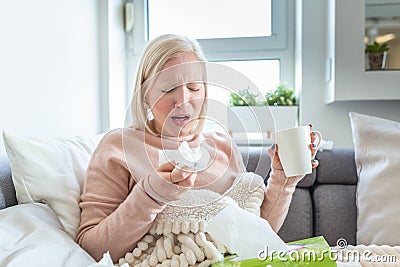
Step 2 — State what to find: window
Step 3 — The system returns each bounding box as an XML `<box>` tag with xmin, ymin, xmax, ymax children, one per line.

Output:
<box><xmin>214</xmin><ymin>59</ymin><xmax>280</xmax><ymax>96</ymax></box>
<box><xmin>146</xmin><ymin>0</ymin><xmax>289</xmax><ymax>52</ymax></box>
<box><xmin>148</xmin><ymin>0</ymin><xmax>272</xmax><ymax>40</ymax></box>
<box><xmin>142</xmin><ymin>0</ymin><xmax>293</xmax><ymax>87</ymax></box>
<box><xmin>204</xmin><ymin>59</ymin><xmax>280</xmax><ymax>135</ymax></box>
<box><xmin>205</xmin><ymin>59</ymin><xmax>280</xmax><ymax>121</ymax></box>
<box><xmin>130</xmin><ymin>0</ymin><xmax>294</xmax><ymax>140</ymax></box>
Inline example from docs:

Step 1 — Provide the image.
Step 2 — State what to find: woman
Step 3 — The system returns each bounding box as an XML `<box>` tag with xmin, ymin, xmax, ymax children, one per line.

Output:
<box><xmin>77</xmin><ymin>34</ymin><xmax>319</xmax><ymax>266</ymax></box>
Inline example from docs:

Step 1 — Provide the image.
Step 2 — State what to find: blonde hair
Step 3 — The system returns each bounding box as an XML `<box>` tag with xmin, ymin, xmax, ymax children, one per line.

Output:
<box><xmin>130</xmin><ymin>34</ymin><xmax>208</xmax><ymax>135</ymax></box>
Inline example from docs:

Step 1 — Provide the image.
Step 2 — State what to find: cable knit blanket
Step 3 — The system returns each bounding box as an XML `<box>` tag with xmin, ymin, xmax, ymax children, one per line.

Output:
<box><xmin>117</xmin><ymin>172</ymin><xmax>265</xmax><ymax>267</ymax></box>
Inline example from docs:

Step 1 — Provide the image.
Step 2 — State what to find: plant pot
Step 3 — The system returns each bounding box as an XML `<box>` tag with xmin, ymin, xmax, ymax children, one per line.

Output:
<box><xmin>227</xmin><ymin>106</ymin><xmax>299</xmax><ymax>137</ymax></box>
<box><xmin>366</xmin><ymin>52</ymin><xmax>387</xmax><ymax>70</ymax></box>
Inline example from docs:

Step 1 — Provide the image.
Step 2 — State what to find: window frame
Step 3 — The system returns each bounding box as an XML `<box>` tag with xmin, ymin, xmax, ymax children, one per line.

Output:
<box><xmin>195</xmin><ymin>0</ymin><xmax>288</xmax><ymax>54</ymax></box>
<box><xmin>129</xmin><ymin>0</ymin><xmax>295</xmax><ymax>97</ymax></box>
<box><xmin>125</xmin><ymin>0</ymin><xmax>295</xmax><ymax>144</ymax></box>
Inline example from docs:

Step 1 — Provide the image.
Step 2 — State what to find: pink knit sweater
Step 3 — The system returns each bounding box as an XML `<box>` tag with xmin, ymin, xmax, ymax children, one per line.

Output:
<box><xmin>76</xmin><ymin>128</ymin><xmax>303</xmax><ymax>262</ymax></box>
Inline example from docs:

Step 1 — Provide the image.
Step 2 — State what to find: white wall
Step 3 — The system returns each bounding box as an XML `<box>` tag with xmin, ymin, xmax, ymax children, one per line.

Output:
<box><xmin>0</xmin><ymin>1</ymin><xmax>100</xmax><ymax>155</ymax></box>
<box><xmin>300</xmin><ymin>0</ymin><xmax>400</xmax><ymax>148</ymax></box>
<box><xmin>0</xmin><ymin>0</ymin><xmax>128</xmax><ymax>156</ymax></box>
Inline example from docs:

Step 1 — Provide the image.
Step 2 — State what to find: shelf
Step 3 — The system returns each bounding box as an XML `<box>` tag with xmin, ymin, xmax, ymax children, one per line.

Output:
<box><xmin>326</xmin><ymin>0</ymin><xmax>400</xmax><ymax>103</ymax></box>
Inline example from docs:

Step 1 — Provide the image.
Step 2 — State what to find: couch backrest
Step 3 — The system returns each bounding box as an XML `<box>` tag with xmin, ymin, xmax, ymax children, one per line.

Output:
<box><xmin>0</xmin><ymin>155</ymin><xmax>17</xmax><ymax>209</ymax></box>
<box><xmin>240</xmin><ymin>147</ymin><xmax>358</xmax><ymax>246</ymax></box>
<box><xmin>312</xmin><ymin>148</ymin><xmax>358</xmax><ymax>246</ymax></box>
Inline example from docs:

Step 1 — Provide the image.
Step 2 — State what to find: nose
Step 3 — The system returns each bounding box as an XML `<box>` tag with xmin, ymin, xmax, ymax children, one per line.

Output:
<box><xmin>174</xmin><ymin>85</ymin><xmax>190</xmax><ymax>108</ymax></box>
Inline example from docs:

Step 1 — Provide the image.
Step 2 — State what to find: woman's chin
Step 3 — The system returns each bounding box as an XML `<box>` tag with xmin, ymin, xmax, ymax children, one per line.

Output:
<box><xmin>163</xmin><ymin>125</ymin><xmax>195</xmax><ymax>138</ymax></box>
<box><xmin>172</xmin><ymin>119</ymin><xmax>197</xmax><ymax>134</ymax></box>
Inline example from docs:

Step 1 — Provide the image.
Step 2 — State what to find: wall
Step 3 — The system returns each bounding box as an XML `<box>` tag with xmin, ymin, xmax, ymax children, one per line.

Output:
<box><xmin>387</xmin><ymin>38</ymin><xmax>400</xmax><ymax>69</ymax></box>
<box><xmin>300</xmin><ymin>0</ymin><xmax>400</xmax><ymax>148</ymax></box>
<box><xmin>0</xmin><ymin>0</ymin><xmax>127</xmax><ymax>156</ymax></box>
<box><xmin>0</xmin><ymin>0</ymin><xmax>100</xmax><ymax>155</ymax></box>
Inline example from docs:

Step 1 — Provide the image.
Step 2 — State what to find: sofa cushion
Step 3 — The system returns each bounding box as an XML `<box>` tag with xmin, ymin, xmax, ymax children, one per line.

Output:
<box><xmin>297</xmin><ymin>172</ymin><xmax>316</xmax><ymax>188</ymax></box>
<box><xmin>0</xmin><ymin>155</ymin><xmax>16</xmax><ymax>209</ymax></box>
<box><xmin>278</xmin><ymin>188</ymin><xmax>313</xmax><ymax>242</ymax></box>
<box><xmin>313</xmin><ymin>184</ymin><xmax>357</xmax><ymax>246</ymax></box>
<box><xmin>316</xmin><ymin>148</ymin><xmax>358</xmax><ymax>185</ymax></box>
<box><xmin>350</xmin><ymin>112</ymin><xmax>400</xmax><ymax>246</ymax></box>
<box><xmin>240</xmin><ymin>146</ymin><xmax>270</xmax><ymax>178</ymax></box>
<box><xmin>2</xmin><ymin>131</ymin><xmax>102</xmax><ymax>239</ymax></box>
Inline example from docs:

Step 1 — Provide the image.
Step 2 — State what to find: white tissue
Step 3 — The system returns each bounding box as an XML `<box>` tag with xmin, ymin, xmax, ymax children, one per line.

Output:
<box><xmin>178</xmin><ymin>141</ymin><xmax>202</xmax><ymax>162</ymax></box>
<box><xmin>206</xmin><ymin>201</ymin><xmax>290</xmax><ymax>260</ymax></box>
<box><xmin>87</xmin><ymin>251</ymin><xmax>129</xmax><ymax>267</ymax></box>
<box><xmin>318</xmin><ymin>139</ymin><xmax>334</xmax><ymax>151</ymax></box>
<box><xmin>158</xmin><ymin>141</ymin><xmax>209</xmax><ymax>171</ymax></box>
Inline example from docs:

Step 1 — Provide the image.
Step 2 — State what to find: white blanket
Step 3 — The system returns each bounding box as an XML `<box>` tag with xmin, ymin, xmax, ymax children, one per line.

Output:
<box><xmin>0</xmin><ymin>203</ymin><xmax>95</xmax><ymax>267</ymax></box>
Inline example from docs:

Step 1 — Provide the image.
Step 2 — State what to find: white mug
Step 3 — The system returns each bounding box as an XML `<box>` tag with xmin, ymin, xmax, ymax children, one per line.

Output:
<box><xmin>273</xmin><ymin>126</ymin><xmax>322</xmax><ymax>177</ymax></box>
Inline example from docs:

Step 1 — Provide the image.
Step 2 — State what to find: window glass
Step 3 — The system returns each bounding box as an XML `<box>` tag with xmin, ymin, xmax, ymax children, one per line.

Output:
<box><xmin>207</xmin><ymin>59</ymin><xmax>280</xmax><ymax>105</ymax></box>
<box><xmin>130</xmin><ymin>0</ymin><xmax>292</xmax><ymax>143</ymax></box>
<box><xmin>204</xmin><ymin>60</ymin><xmax>280</xmax><ymax>133</ymax></box>
<box><xmin>148</xmin><ymin>0</ymin><xmax>272</xmax><ymax>40</ymax></box>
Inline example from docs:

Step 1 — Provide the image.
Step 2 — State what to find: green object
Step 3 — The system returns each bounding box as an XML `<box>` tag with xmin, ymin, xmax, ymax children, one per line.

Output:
<box><xmin>228</xmin><ymin>83</ymin><xmax>298</xmax><ymax>107</ymax></box>
<box><xmin>365</xmin><ymin>42</ymin><xmax>389</xmax><ymax>53</ymax></box>
<box><xmin>265</xmin><ymin>83</ymin><xmax>297</xmax><ymax>106</ymax></box>
<box><xmin>212</xmin><ymin>236</ymin><xmax>337</xmax><ymax>267</ymax></box>
<box><xmin>229</xmin><ymin>88</ymin><xmax>259</xmax><ymax>106</ymax></box>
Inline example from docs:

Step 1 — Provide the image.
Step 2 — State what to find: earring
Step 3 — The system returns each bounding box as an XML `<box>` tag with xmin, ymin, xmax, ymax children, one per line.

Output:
<box><xmin>145</xmin><ymin>103</ymin><xmax>154</xmax><ymax>120</ymax></box>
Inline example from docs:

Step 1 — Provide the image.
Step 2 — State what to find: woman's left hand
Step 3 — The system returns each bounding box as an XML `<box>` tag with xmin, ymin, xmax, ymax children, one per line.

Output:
<box><xmin>268</xmin><ymin>124</ymin><xmax>320</xmax><ymax>171</ymax></box>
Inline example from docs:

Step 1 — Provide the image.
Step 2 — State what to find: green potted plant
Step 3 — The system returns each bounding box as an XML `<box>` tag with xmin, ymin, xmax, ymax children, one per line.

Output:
<box><xmin>228</xmin><ymin>87</ymin><xmax>259</xmax><ymax>106</ymax></box>
<box><xmin>227</xmin><ymin>88</ymin><xmax>264</xmax><ymax>138</ymax></box>
<box><xmin>365</xmin><ymin>42</ymin><xmax>389</xmax><ymax>70</ymax></box>
<box><xmin>227</xmin><ymin>83</ymin><xmax>299</xmax><ymax>142</ymax></box>
<box><xmin>263</xmin><ymin>83</ymin><xmax>298</xmax><ymax>133</ymax></box>
<box><xmin>265</xmin><ymin>82</ymin><xmax>297</xmax><ymax>106</ymax></box>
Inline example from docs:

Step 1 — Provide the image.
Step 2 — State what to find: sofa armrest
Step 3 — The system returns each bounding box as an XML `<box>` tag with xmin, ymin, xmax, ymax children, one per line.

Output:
<box><xmin>0</xmin><ymin>156</ymin><xmax>17</xmax><ymax>209</ymax></box>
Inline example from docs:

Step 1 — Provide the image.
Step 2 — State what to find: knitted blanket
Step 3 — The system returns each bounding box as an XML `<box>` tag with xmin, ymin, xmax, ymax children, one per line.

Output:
<box><xmin>117</xmin><ymin>172</ymin><xmax>265</xmax><ymax>267</ymax></box>
<box><xmin>334</xmin><ymin>244</ymin><xmax>400</xmax><ymax>267</ymax></box>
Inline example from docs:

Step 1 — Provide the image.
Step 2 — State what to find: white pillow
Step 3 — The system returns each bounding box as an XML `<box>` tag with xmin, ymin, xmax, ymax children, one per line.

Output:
<box><xmin>2</xmin><ymin>131</ymin><xmax>102</xmax><ymax>238</ymax></box>
<box><xmin>349</xmin><ymin>112</ymin><xmax>400</xmax><ymax>246</ymax></box>
<box><xmin>0</xmin><ymin>203</ymin><xmax>95</xmax><ymax>266</ymax></box>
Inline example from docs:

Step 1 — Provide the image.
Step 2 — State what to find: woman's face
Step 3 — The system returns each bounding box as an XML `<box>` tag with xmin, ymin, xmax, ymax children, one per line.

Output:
<box><xmin>146</xmin><ymin>53</ymin><xmax>206</xmax><ymax>137</ymax></box>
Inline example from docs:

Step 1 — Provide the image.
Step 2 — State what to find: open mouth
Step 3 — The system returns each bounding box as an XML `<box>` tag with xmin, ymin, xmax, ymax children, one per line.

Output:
<box><xmin>172</xmin><ymin>115</ymin><xmax>190</xmax><ymax>121</ymax></box>
<box><xmin>171</xmin><ymin>114</ymin><xmax>191</xmax><ymax>125</ymax></box>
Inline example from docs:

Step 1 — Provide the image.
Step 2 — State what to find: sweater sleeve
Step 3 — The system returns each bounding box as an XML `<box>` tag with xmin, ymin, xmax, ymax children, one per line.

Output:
<box><xmin>76</xmin><ymin>130</ymin><xmax>166</xmax><ymax>263</ymax></box>
<box><xmin>260</xmin><ymin>168</ymin><xmax>304</xmax><ymax>232</ymax></box>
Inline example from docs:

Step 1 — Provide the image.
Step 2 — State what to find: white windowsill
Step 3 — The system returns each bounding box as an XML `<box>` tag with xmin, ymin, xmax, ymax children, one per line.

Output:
<box><xmin>231</xmin><ymin>132</ymin><xmax>274</xmax><ymax>147</ymax></box>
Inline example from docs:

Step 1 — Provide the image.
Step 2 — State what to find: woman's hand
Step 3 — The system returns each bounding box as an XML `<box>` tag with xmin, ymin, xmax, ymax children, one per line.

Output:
<box><xmin>309</xmin><ymin>125</ymin><xmax>320</xmax><ymax>169</ymax></box>
<box><xmin>268</xmin><ymin>124</ymin><xmax>320</xmax><ymax>171</ymax></box>
<box><xmin>157</xmin><ymin>161</ymin><xmax>197</xmax><ymax>188</ymax></box>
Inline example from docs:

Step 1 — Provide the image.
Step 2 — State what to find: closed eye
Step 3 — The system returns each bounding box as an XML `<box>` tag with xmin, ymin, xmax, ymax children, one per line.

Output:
<box><xmin>187</xmin><ymin>82</ymin><xmax>203</xmax><ymax>91</ymax></box>
<box><xmin>161</xmin><ymin>87</ymin><xmax>177</xmax><ymax>93</ymax></box>
<box><xmin>160</xmin><ymin>82</ymin><xmax>203</xmax><ymax>93</ymax></box>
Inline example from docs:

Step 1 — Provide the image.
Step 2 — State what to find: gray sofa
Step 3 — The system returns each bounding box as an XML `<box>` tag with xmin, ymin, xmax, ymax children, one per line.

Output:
<box><xmin>0</xmin><ymin>147</ymin><xmax>358</xmax><ymax>247</ymax></box>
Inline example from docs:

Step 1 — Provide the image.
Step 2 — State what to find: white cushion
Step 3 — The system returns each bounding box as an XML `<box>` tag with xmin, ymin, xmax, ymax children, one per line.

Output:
<box><xmin>349</xmin><ymin>112</ymin><xmax>400</xmax><ymax>246</ymax></box>
<box><xmin>2</xmin><ymin>131</ymin><xmax>102</xmax><ymax>238</ymax></box>
<box><xmin>0</xmin><ymin>203</ymin><xmax>95</xmax><ymax>266</ymax></box>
